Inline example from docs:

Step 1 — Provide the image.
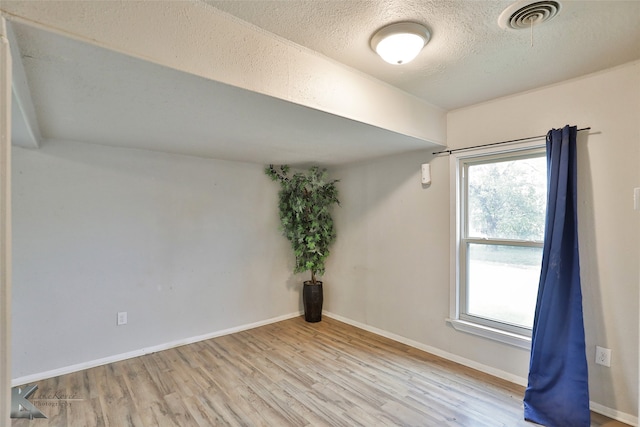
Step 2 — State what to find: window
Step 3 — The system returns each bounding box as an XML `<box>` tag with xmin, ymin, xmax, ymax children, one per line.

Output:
<box><xmin>448</xmin><ymin>144</ymin><xmax>546</xmax><ymax>348</ymax></box>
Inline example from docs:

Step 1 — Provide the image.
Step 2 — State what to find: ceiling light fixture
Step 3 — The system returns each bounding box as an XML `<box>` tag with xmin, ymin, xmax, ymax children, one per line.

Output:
<box><xmin>370</xmin><ymin>22</ymin><xmax>430</xmax><ymax>65</ymax></box>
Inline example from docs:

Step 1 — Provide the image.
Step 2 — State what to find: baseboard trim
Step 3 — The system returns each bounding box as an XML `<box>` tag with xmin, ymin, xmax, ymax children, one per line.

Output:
<box><xmin>323</xmin><ymin>311</ymin><xmax>638</xmax><ymax>427</ymax></box>
<box><xmin>589</xmin><ymin>402</ymin><xmax>638</xmax><ymax>426</ymax></box>
<box><xmin>323</xmin><ymin>311</ymin><xmax>528</xmax><ymax>386</ymax></box>
<box><xmin>11</xmin><ymin>311</ymin><xmax>303</xmax><ymax>387</ymax></box>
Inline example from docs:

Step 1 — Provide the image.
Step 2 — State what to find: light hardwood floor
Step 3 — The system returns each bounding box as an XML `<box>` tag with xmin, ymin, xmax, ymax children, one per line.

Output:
<box><xmin>12</xmin><ymin>316</ymin><xmax>627</xmax><ymax>426</ymax></box>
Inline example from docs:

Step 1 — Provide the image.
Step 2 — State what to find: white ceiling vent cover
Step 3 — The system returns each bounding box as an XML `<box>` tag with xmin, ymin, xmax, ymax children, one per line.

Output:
<box><xmin>498</xmin><ymin>0</ymin><xmax>562</xmax><ymax>30</ymax></box>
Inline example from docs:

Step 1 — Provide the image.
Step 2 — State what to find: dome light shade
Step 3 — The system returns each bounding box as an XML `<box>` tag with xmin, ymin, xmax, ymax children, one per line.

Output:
<box><xmin>370</xmin><ymin>22</ymin><xmax>430</xmax><ymax>65</ymax></box>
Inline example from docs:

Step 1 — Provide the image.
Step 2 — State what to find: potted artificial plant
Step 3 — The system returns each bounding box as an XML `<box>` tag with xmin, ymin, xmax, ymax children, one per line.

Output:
<box><xmin>265</xmin><ymin>165</ymin><xmax>339</xmax><ymax>322</ymax></box>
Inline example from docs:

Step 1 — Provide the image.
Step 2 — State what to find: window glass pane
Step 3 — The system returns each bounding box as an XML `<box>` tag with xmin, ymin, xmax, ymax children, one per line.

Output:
<box><xmin>467</xmin><ymin>156</ymin><xmax>546</xmax><ymax>241</ymax></box>
<box><xmin>466</xmin><ymin>243</ymin><xmax>542</xmax><ymax>329</ymax></box>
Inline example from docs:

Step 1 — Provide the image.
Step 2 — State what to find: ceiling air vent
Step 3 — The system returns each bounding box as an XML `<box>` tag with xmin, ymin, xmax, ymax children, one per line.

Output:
<box><xmin>498</xmin><ymin>0</ymin><xmax>561</xmax><ymax>30</ymax></box>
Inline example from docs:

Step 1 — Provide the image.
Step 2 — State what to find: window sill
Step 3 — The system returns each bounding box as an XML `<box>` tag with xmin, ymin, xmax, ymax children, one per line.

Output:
<box><xmin>446</xmin><ymin>318</ymin><xmax>531</xmax><ymax>350</ymax></box>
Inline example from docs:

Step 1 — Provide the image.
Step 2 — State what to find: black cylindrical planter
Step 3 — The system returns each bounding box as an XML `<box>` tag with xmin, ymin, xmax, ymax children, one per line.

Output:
<box><xmin>303</xmin><ymin>281</ymin><xmax>323</xmax><ymax>323</ymax></box>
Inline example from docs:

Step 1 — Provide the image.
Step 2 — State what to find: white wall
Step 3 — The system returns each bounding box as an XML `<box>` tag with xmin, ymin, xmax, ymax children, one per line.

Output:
<box><xmin>325</xmin><ymin>150</ymin><xmax>450</xmax><ymax>346</ymax></box>
<box><xmin>12</xmin><ymin>140</ymin><xmax>299</xmax><ymax>379</ymax></box>
<box><xmin>326</xmin><ymin>61</ymin><xmax>639</xmax><ymax>422</ymax></box>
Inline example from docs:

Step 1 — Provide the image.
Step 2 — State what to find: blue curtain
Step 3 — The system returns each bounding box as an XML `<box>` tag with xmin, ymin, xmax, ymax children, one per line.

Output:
<box><xmin>523</xmin><ymin>125</ymin><xmax>590</xmax><ymax>426</ymax></box>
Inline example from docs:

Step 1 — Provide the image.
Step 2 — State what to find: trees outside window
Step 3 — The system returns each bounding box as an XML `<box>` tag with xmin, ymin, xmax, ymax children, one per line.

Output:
<box><xmin>452</xmin><ymin>148</ymin><xmax>546</xmax><ymax>341</ymax></box>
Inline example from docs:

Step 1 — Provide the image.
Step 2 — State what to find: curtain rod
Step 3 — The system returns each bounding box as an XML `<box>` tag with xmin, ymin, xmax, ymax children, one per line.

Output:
<box><xmin>432</xmin><ymin>127</ymin><xmax>591</xmax><ymax>155</ymax></box>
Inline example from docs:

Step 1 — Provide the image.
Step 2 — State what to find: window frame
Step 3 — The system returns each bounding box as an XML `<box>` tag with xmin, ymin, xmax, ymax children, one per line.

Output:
<box><xmin>447</xmin><ymin>141</ymin><xmax>546</xmax><ymax>349</ymax></box>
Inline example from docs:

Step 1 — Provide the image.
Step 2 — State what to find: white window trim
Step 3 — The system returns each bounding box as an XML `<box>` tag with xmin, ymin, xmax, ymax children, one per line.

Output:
<box><xmin>446</xmin><ymin>318</ymin><xmax>532</xmax><ymax>349</ymax></box>
<box><xmin>448</xmin><ymin>139</ymin><xmax>546</xmax><ymax>350</ymax></box>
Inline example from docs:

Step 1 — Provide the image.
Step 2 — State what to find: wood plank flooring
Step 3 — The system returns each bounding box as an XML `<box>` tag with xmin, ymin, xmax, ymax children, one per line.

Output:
<box><xmin>11</xmin><ymin>316</ymin><xmax>627</xmax><ymax>426</ymax></box>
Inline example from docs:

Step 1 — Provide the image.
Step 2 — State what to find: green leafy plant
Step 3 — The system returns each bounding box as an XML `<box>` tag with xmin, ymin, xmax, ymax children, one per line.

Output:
<box><xmin>265</xmin><ymin>165</ymin><xmax>339</xmax><ymax>284</ymax></box>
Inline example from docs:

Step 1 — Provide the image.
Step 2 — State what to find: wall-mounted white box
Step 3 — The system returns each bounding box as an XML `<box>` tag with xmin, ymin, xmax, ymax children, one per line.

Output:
<box><xmin>421</xmin><ymin>163</ymin><xmax>431</xmax><ymax>185</ymax></box>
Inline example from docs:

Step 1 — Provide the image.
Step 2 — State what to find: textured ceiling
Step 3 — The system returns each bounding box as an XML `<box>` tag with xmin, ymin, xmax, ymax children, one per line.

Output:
<box><xmin>4</xmin><ymin>0</ymin><xmax>640</xmax><ymax>166</ymax></box>
<box><xmin>9</xmin><ymin>21</ymin><xmax>438</xmax><ymax>165</ymax></box>
<box><xmin>207</xmin><ymin>0</ymin><xmax>640</xmax><ymax>110</ymax></box>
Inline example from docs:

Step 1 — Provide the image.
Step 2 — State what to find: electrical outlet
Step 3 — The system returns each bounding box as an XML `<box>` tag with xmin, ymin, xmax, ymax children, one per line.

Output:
<box><xmin>595</xmin><ymin>346</ymin><xmax>611</xmax><ymax>367</ymax></box>
<box><xmin>117</xmin><ymin>311</ymin><xmax>128</xmax><ymax>326</ymax></box>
